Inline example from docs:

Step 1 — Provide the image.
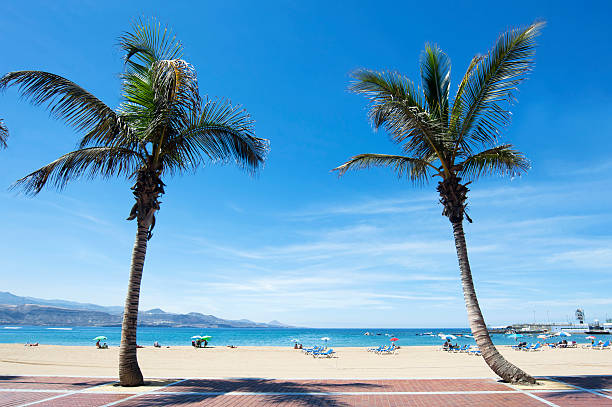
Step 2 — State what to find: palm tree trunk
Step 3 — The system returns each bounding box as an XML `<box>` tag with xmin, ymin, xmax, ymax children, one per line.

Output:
<box><xmin>118</xmin><ymin>220</ymin><xmax>148</xmax><ymax>386</ymax></box>
<box><xmin>451</xmin><ymin>220</ymin><xmax>536</xmax><ymax>384</ymax></box>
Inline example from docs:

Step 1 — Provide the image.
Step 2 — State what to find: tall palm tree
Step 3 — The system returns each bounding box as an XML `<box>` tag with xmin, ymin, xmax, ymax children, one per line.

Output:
<box><xmin>334</xmin><ymin>23</ymin><xmax>543</xmax><ymax>384</ymax></box>
<box><xmin>0</xmin><ymin>21</ymin><xmax>268</xmax><ymax>386</ymax></box>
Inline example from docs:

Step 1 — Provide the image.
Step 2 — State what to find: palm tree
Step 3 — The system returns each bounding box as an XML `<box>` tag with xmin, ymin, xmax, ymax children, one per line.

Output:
<box><xmin>333</xmin><ymin>23</ymin><xmax>543</xmax><ymax>384</ymax></box>
<box><xmin>0</xmin><ymin>21</ymin><xmax>268</xmax><ymax>386</ymax></box>
<box><xmin>0</xmin><ymin>119</ymin><xmax>8</xmax><ymax>148</ymax></box>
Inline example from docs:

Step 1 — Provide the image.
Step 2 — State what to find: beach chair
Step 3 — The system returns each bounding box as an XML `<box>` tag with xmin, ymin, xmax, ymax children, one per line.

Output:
<box><xmin>593</xmin><ymin>341</ymin><xmax>611</xmax><ymax>350</ymax></box>
<box><xmin>368</xmin><ymin>346</ymin><xmax>383</xmax><ymax>352</ymax></box>
<box><xmin>375</xmin><ymin>345</ymin><xmax>390</xmax><ymax>354</ymax></box>
<box><xmin>467</xmin><ymin>346</ymin><xmax>481</xmax><ymax>356</ymax></box>
<box><xmin>313</xmin><ymin>348</ymin><xmax>335</xmax><ymax>358</ymax></box>
<box><xmin>527</xmin><ymin>343</ymin><xmax>542</xmax><ymax>352</ymax></box>
<box><xmin>302</xmin><ymin>346</ymin><xmax>320</xmax><ymax>355</ymax></box>
<box><xmin>379</xmin><ymin>345</ymin><xmax>397</xmax><ymax>355</ymax></box>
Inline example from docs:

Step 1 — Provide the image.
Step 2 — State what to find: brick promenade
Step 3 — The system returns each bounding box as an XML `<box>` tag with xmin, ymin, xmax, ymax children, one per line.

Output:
<box><xmin>1</xmin><ymin>375</ymin><xmax>612</xmax><ymax>406</ymax></box>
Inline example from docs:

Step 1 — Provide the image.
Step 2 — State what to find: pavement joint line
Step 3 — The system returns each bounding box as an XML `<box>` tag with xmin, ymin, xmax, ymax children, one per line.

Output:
<box><xmin>498</xmin><ymin>381</ymin><xmax>560</xmax><ymax>407</ymax></box>
<box><xmin>98</xmin><ymin>378</ymin><xmax>189</xmax><ymax>407</ymax></box>
<box><xmin>544</xmin><ymin>376</ymin><xmax>612</xmax><ymax>400</ymax></box>
<box><xmin>14</xmin><ymin>379</ymin><xmax>116</xmax><ymax>407</ymax></box>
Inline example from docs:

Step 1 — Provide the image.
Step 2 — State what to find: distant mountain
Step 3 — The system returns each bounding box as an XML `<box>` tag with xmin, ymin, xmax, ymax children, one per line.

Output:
<box><xmin>0</xmin><ymin>292</ymin><xmax>123</xmax><ymax>314</ymax></box>
<box><xmin>0</xmin><ymin>292</ymin><xmax>291</xmax><ymax>328</ymax></box>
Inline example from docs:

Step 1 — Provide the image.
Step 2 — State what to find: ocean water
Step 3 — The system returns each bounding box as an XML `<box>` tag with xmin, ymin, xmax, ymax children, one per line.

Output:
<box><xmin>0</xmin><ymin>326</ymin><xmax>605</xmax><ymax>347</ymax></box>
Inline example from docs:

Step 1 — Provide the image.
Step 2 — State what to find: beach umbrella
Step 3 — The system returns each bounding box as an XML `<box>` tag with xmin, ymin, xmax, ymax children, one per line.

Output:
<box><xmin>93</xmin><ymin>336</ymin><xmax>107</xmax><ymax>341</ymax></box>
<box><xmin>557</xmin><ymin>331</ymin><xmax>571</xmax><ymax>337</ymax></box>
<box><xmin>390</xmin><ymin>337</ymin><xmax>399</xmax><ymax>342</ymax></box>
<box><xmin>586</xmin><ymin>336</ymin><xmax>596</xmax><ymax>340</ymax></box>
<box><xmin>201</xmin><ymin>336</ymin><xmax>212</xmax><ymax>341</ymax></box>
<box><xmin>191</xmin><ymin>335</ymin><xmax>202</xmax><ymax>339</ymax></box>
<box><xmin>506</xmin><ymin>334</ymin><xmax>524</xmax><ymax>341</ymax></box>
<box><xmin>439</xmin><ymin>335</ymin><xmax>456</xmax><ymax>340</ymax></box>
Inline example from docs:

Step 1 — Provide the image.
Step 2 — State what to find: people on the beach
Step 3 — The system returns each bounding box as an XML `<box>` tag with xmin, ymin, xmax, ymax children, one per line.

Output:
<box><xmin>154</xmin><ymin>341</ymin><xmax>161</xmax><ymax>348</ymax></box>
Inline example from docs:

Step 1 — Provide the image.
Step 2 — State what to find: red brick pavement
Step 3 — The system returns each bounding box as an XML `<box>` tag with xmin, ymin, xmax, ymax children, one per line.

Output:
<box><xmin>0</xmin><ymin>391</ymin><xmax>66</xmax><ymax>407</ymax></box>
<box><xmin>33</xmin><ymin>393</ymin><xmax>133</xmax><ymax>407</ymax></box>
<box><xmin>119</xmin><ymin>393</ymin><xmax>546</xmax><ymax>406</ymax></box>
<box><xmin>160</xmin><ymin>378</ymin><xmax>510</xmax><ymax>393</ymax></box>
<box><xmin>0</xmin><ymin>376</ymin><xmax>112</xmax><ymax>390</ymax></box>
<box><xmin>3</xmin><ymin>375</ymin><xmax>612</xmax><ymax>406</ymax></box>
<box><xmin>550</xmin><ymin>376</ymin><xmax>612</xmax><ymax>390</ymax></box>
<box><xmin>537</xmin><ymin>391</ymin><xmax>612</xmax><ymax>407</ymax></box>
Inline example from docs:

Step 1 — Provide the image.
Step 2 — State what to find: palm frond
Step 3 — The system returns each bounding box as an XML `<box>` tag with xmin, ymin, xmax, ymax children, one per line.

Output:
<box><xmin>453</xmin><ymin>22</ymin><xmax>544</xmax><ymax>152</ymax></box>
<box><xmin>420</xmin><ymin>43</ymin><xmax>451</xmax><ymax>124</ymax></box>
<box><xmin>449</xmin><ymin>55</ymin><xmax>483</xmax><ymax>142</ymax></box>
<box><xmin>162</xmin><ymin>98</ymin><xmax>268</xmax><ymax>174</ymax></box>
<box><xmin>458</xmin><ymin>144</ymin><xmax>529</xmax><ymax>181</ymax></box>
<box><xmin>349</xmin><ymin>69</ymin><xmax>448</xmax><ymax>167</ymax></box>
<box><xmin>333</xmin><ymin>153</ymin><xmax>435</xmax><ymax>183</ymax></box>
<box><xmin>12</xmin><ymin>146</ymin><xmax>144</xmax><ymax>195</ymax></box>
<box><xmin>0</xmin><ymin>119</ymin><xmax>8</xmax><ymax>149</ymax></box>
<box><xmin>120</xmin><ymin>18</ymin><xmax>183</xmax><ymax>70</ymax></box>
<box><xmin>0</xmin><ymin>71</ymin><xmax>125</xmax><ymax>142</ymax></box>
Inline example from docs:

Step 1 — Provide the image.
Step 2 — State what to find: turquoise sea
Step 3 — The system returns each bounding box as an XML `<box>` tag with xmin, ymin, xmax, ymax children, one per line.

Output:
<box><xmin>1</xmin><ymin>326</ymin><xmax>606</xmax><ymax>347</ymax></box>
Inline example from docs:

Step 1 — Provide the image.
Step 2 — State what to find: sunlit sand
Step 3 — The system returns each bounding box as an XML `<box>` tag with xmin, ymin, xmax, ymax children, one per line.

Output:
<box><xmin>1</xmin><ymin>344</ymin><xmax>610</xmax><ymax>379</ymax></box>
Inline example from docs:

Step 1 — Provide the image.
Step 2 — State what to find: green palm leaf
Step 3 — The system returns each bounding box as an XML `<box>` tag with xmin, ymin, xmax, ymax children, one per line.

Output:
<box><xmin>12</xmin><ymin>146</ymin><xmax>144</xmax><ymax>195</ymax></box>
<box><xmin>333</xmin><ymin>153</ymin><xmax>435</xmax><ymax>183</ymax></box>
<box><xmin>120</xmin><ymin>19</ymin><xmax>183</xmax><ymax>70</ymax></box>
<box><xmin>164</xmin><ymin>98</ymin><xmax>268</xmax><ymax>173</ymax></box>
<box><xmin>452</xmin><ymin>22</ymin><xmax>544</xmax><ymax>153</ymax></box>
<box><xmin>0</xmin><ymin>71</ymin><xmax>125</xmax><ymax>138</ymax></box>
<box><xmin>349</xmin><ymin>69</ymin><xmax>447</xmax><ymax>166</ymax></box>
<box><xmin>458</xmin><ymin>144</ymin><xmax>529</xmax><ymax>180</ymax></box>
<box><xmin>420</xmin><ymin>43</ymin><xmax>451</xmax><ymax>124</ymax></box>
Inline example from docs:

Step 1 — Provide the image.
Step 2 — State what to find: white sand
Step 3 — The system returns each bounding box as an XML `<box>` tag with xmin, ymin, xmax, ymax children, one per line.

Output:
<box><xmin>1</xmin><ymin>344</ymin><xmax>610</xmax><ymax>379</ymax></box>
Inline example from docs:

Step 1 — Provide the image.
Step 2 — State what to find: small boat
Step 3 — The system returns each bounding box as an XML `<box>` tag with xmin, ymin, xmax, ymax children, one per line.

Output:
<box><xmin>363</xmin><ymin>332</ymin><xmax>371</xmax><ymax>336</ymax></box>
<box><xmin>585</xmin><ymin>321</ymin><xmax>610</xmax><ymax>335</ymax></box>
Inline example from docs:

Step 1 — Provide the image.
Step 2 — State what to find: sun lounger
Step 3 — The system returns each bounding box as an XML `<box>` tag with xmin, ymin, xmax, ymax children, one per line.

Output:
<box><xmin>526</xmin><ymin>343</ymin><xmax>542</xmax><ymax>351</ymax></box>
<box><xmin>452</xmin><ymin>345</ymin><xmax>469</xmax><ymax>353</ymax></box>
<box><xmin>467</xmin><ymin>346</ymin><xmax>481</xmax><ymax>356</ymax></box>
<box><xmin>377</xmin><ymin>345</ymin><xmax>398</xmax><ymax>355</ymax></box>
<box><xmin>313</xmin><ymin>348</ymin><xmax>335</xmax><ymax>358</ymax></box>
<box><xmin>592</xmin><ymin>341</ymin><xmax>611</xmax><ymax>350</ymax></box>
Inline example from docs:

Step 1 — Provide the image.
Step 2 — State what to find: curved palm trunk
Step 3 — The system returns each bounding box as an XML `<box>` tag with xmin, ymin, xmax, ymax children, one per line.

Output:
<box><xmin>451</xmin><ymin>221</ymin><xmax>535</xmax><ymax>384</ymax></box>
<box><xmin>118</xmin><ymin>169</ymin><xmax>163</xmax><ymax>387</ymax></box>
<box><xmin>118</xmin><ymin>220</ymin><xmax>148</xmax><ymax>386</ymax></box>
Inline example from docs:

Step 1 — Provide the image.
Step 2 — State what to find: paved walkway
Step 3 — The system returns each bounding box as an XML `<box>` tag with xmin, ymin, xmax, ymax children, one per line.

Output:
<box><xmin>1</xmin><ymin>375</ymin><xmax>612</xmax><ymax>406</ymax></box>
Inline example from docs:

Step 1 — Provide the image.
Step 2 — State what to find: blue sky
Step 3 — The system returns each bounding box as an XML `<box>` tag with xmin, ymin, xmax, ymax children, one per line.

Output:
<box><xmin>1</xmin><ymin>1</ymin><xmax>611</xmax><ymax>328</ymax></box>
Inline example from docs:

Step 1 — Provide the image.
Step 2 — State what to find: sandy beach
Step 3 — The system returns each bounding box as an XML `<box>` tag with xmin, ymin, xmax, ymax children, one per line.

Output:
<box><xmin>1</xmin><ymin>344</ymin><xmax>610</xmax><ymax>379</ymax></box>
